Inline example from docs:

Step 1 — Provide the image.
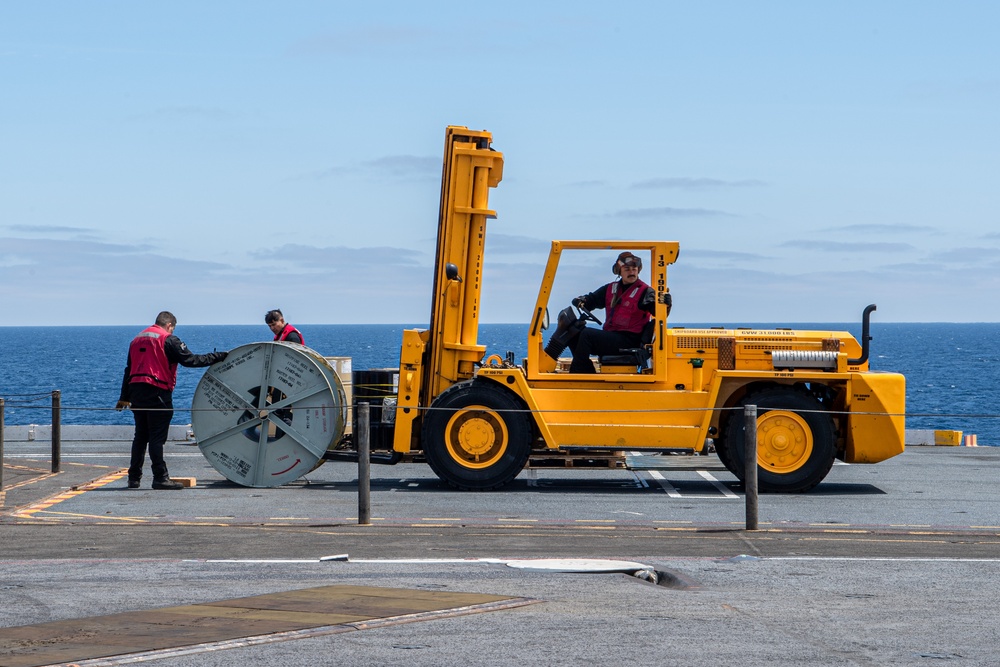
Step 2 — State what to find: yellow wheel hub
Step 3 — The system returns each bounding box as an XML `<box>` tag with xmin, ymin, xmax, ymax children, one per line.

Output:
<box><xmin>444</xmin><ymin>405</ymin><xmax>509</xmax><ymax>469</ymax></box>
<box><xmin>756</xmin><ymin>410</ymin><xmax>813</xmax><ymax>473</ymax></box>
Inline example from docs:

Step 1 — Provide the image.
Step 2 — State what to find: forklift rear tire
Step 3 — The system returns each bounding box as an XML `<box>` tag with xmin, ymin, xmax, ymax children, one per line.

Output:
<box><xmin>724</xmin><ymin>386</ymin><xmax>836</xmax><ymax>493</ymax></box>
<box><xmin>714</xmin><ymin>429</ymin><xmax>739</xmax><ymax>477</ymax></box>
<box><xmin>422</xmin><ymin>381</ymin><xmax>532</xmax><ymax>491</ymax></box>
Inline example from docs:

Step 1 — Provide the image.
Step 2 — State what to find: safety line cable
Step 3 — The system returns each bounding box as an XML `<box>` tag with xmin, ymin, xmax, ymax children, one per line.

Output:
<box><xmin>2</xmin><ymin>402</ymin><xmax>999</xmax><ymax>421</ymax></box>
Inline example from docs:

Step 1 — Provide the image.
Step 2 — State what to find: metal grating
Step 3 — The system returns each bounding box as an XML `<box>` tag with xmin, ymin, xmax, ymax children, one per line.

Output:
<box><xmin>674</xmin><ymin>336</ymin><xmax>719</xmax><ymax>350</ymax></box>
<box><xmin>742</xmin><ymin>343</ymin><xmax>795</xmax><ymax>352</ymax></box>
<box><xmin>718</xmin><ymin>337</ymin><xmax>736</xmax><ymax>370</ymax></box>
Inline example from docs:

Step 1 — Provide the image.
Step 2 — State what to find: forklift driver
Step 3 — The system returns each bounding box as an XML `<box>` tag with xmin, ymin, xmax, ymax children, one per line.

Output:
<box><xmin>563</xmin><ymin>251</ymin><xmax>671</xmax><ymax>373</ymax></box>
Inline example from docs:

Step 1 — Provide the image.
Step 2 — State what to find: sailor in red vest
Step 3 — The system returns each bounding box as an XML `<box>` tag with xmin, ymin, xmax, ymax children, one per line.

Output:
<box><xmin>265</xmin><ymin>309</ymin><xmax>304</xmax><ymax>345</ymax></box>
<box><xmin>116</xmin><ymin>311</ymin><xmax>228</xmax><ymax>489</ymax></box>
<box><xmin>568</xmin><ymin>252</ymin><xmax>672</xmax><ymax>373</ymax></box>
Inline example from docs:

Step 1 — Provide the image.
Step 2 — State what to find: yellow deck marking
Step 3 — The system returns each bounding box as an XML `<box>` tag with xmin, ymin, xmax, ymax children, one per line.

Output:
<box><xmin>22</xmin><ymin>510</ymin><xmax>150</xmax><ymax>523</ymax></box>
<box><xmin>1</xmin><ymin>465</ymin><xmax>61</xmax><ymax>490</ymax></box>
<box><xmin>12</xmin><ymin>468</ymin><xmax>126</xmax><ymax>519</ymax></box>
<box><xmin>414</xmin><ymin>523</ymin><xmax>461</xmax><ymax>527</ymax></box>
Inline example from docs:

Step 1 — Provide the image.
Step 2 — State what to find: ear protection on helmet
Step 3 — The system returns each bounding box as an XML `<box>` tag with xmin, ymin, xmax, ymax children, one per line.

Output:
<box><xmin>612</xmin><ymin>252</ymin><xmax>642</xmax><ymax>275</ymax></box>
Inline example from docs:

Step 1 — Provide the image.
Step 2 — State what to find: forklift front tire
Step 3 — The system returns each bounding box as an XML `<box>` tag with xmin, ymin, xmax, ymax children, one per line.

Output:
<box><xmin>421</xmin><ymin>381</ymin><xmax>532</xmax><ymax>491</ymax></box>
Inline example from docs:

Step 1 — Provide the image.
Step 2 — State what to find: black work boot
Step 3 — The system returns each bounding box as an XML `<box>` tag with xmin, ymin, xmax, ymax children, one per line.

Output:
<box><xmin>127</xmin><ymin>479</ymin><xmax>141</xmax><ymax>489</ymax></box>
<box><xmin>152</xmin><ymin>478</ymin><xmax>184</xmax><ymax>490</ymax></box>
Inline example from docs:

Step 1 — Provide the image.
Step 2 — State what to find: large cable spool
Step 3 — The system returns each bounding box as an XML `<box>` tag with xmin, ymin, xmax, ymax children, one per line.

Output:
<box><xmin>191</xmin><ymin>342</ymin><xmax>347</xmax><ymax>487</ymax></box>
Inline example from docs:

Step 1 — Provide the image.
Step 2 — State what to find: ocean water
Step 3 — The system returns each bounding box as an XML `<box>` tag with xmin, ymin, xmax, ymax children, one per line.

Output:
<box><xmin>1</xmin><ymin>323</ymin><xmax>998</xmax><ymax>445</ymax></box>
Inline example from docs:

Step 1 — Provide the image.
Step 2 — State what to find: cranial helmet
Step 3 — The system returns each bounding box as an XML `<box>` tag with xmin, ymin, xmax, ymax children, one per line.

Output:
<box><xmin>612</xmin><ymin>251</ymin><xmax>642</xmax><ymax>275</ymax></box>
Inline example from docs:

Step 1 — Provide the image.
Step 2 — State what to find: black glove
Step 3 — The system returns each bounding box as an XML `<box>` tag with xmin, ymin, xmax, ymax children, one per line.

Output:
<box><xmin>659</xmin><ymin>292</ymin><xmax>672</xmax><ymax>308</ymax></box>
<box><xmin>572</xmin><ymin>296</ymin><xmax>586</xmax><ymax>309</ymax></box>
<box><xmin>212</xmin><ymin>351</ymin><xmax>228</xmax><ymax>364</ymax></box>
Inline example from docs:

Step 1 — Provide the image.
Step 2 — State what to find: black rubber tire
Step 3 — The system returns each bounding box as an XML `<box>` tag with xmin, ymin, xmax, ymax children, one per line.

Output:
<box><xmin>714</xmin><ymin>426</ymin><xmax>740</xmax><ymax>477</ymax></box>
<box><xmin>723</xmin><ymin>386</ymin><xmax>836</xmax><ymax>493</ymax></box>
<box><xmin>421</xmin><ymin>380</ymin><xmax>532</xmax><ymax>491</ymax></box>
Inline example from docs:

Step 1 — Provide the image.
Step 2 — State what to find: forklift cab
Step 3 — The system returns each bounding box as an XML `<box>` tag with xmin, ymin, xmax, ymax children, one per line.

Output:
<box><xmin>525</xmin><ymin>240</ymin><xmax>678</xmax><ymax>382</ymax></box>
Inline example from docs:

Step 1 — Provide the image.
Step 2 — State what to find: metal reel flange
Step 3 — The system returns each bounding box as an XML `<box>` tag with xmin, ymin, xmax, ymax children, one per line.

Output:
<box><xmin>192</xmin><ymin>342</ymin><xmax>347</xmax><ymax>487</ymax></box>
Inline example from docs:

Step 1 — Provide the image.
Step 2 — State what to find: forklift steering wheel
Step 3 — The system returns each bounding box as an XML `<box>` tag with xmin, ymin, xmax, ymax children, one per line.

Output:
<box><xmin>576</xmin><ymin>303</ymin><xmax>602</xmax><ymax>326</ymax></box>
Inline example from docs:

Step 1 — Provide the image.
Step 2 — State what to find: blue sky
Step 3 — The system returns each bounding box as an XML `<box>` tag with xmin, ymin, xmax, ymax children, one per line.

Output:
<box><xmin>3</xmin><ymin>1</ymin><xmax>998</xmax><ymax>326</ymax></box>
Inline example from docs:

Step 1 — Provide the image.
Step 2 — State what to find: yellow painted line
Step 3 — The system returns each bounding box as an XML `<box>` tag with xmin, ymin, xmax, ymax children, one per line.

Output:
<box><xmin>820</xmin><ymin>529</ymin><xmax>870</xmax><ymax>534</ymax></box>
<box><xmin>171</xmin><ymin>521</ymin><xmax>233</xmax><ymax>526</ymax></box>
<box><xmin>20</xmin><ymin>510</ymin><xmax>151</xmax><ymax>523</ymax></box>
<box><xmin>654</xmin><ymin>527</ymin><xmax>699</xmax><ymax>532</ymax></box>
<box><xmin>1</xmin><ymin>469</ymin><xmax>60</xmax><ymax>491</ymax></box>
<box><xmin>652</xmin><ymin>520</ymin><xmax>694</xmax><ymax>525</ymax></box>
<box><xmin>20</xmin><ymin>509</ymin><xmax>233</xmax><ymax>527</ymax></box>
<box><xmin>422</xmin><ymin>517</ymin><xmax>463</xmax><ymax>521</ymax></box>
<box><xmin>12</xmin><ymin>469</ymin><xmax>125</xmax><ymax>519</ymax></box>
<box><xmin>801</xmin><ymin>536</ymin><xmax>949</xmax><ymax>544</ymax></box>
<box><xmin>498</xmin><ymin>518</ymin><xmax>538</xmax><ymax>522</ymax></box>
<box><xmin>970</xmin><ymin>526</ymin><xmax>1000</xmax><ymax>530</ymax></box>
<box><xmin>3</xmin><ymin>463</ymin><xmax>51</xmax><ymax>472</ymax></box>
<box><xmin>574</xmin><ymin>519</ymin><xmax>616</xmax><ymax>523</ymax></box>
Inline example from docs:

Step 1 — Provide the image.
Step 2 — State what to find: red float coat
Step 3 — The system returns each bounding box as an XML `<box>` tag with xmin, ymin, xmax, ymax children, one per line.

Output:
<box><xmin>127</xmin><ymin>325</ymin><xmax>178</xmax><ymax>391</ymax></box>
<box><xmin>604</xmin><ymin>279</ymin><xmax>652</xmax><ymax>334</ymax></box>
<box><xmin>274</xmin><ymin>324</ymin><xmax>304</xmax><ymax>345</ymax></box>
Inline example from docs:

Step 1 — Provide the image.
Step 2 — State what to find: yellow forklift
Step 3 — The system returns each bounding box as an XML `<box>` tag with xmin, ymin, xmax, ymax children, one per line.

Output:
<box><xmin>385</xmin><ymin>126</ymin><xmax>905</xmax><ymax>492</ymax></box>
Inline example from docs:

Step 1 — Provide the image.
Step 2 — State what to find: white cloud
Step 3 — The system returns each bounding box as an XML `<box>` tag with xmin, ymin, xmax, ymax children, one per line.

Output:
<box><xmin>631</xmin><ymin>177</ymin><xmax>766</xmax><ymax>190</ymax></box>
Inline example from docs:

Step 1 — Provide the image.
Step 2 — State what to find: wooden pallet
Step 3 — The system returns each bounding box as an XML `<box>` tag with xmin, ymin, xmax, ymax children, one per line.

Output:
<box><xmin>527</xmin><ymin>452</ymin><xmax>627</xmax><ymax>469</ymax></box>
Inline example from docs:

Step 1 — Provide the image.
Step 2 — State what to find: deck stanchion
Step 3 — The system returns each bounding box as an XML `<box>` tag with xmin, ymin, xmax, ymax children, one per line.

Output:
<box><xmin>744</xmin><ymin>404</ymin><xmax>758</xmax><ymax>530</ymax></box>
<box><xmin>1</xmin><ymin>397</ymin><xmax>5</xmax><ymax>489</ymax></box>
<box><xmin>357</xmin><ymin>402</ymin><xmax>371</xmax><ymax>526</ymax></box>
<box><xmin>51</xmin><ymin>390</ymin><xmax>61</xmax><ymax>474</ymax></box>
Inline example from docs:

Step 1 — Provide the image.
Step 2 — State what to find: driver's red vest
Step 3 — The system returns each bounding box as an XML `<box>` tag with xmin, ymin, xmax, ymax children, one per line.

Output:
<box><xmin>128</xmin><ymin>325</ymin><xmax>178</xmax><ymax>391</ymax></box>
<box><xmin>604</xmin><ymin>279</ymin><xmax>651</xmax><ymax>334</ymax></box>
<box><xmin>274</xmin><ymin>324</ymin><xmax>304</xmax><ymax>346</ymax></box>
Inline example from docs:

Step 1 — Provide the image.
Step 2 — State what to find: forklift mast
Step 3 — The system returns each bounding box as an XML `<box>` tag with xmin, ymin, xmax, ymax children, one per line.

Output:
<box><xmin>422</xmin><ymin>126</ymin><xmax>505</xmax><ymax>404</ymax></box>
<box><xmin>392</xmin><ymin>126</ymin><xmax>505</xmax><ymax>454</ymax></box>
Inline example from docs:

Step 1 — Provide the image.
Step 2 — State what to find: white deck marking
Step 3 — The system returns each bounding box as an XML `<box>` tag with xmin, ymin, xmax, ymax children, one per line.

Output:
<box><xmin>647</xmin><ymin>470</ymin><xmax>682</xmax><ymax>497</ymax></box>
<box><xmin>698</xmin><ymin>470</ymin><xmax>740</xmax><ymax>498</ymax></box>
<box><xmin>647</xmin><ymin>470</ymin><xmax>740</xmax><ymax>499</ymax></box>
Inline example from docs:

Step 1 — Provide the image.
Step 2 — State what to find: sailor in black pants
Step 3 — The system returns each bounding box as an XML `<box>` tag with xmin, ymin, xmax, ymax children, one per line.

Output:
<box><xmin>117</xmin><ymin>311</ymin><xmax>227</xmax><ymax>489</ymax></box>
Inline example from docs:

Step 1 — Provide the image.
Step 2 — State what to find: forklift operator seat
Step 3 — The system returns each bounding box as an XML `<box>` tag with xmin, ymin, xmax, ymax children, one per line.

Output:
<box><xmin>598</xmin><ymin>318</ymin><xmax>656</xmax><ymax>371</ymax></box>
